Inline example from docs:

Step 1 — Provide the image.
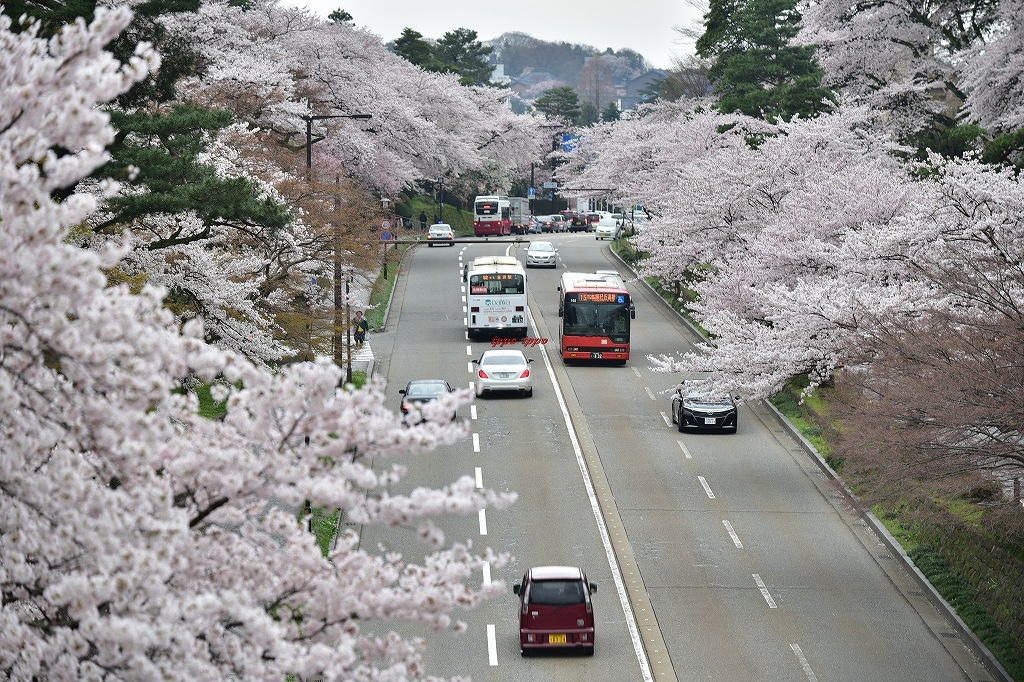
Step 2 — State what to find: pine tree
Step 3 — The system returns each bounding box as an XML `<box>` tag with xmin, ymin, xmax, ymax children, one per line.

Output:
<box><xmin>534</xmin><ymin>86</ymin><xmax>582</xmax><ymax>124</ymax></box>
<box><xmin>434</xmin><ymin>27</ymin><xmax>493</xmax><ymax>86</ymax></box>
<box><xmin>696</xmin><ymin>0</ymin><xmax>835</xmax><ymax>121</ymax></box>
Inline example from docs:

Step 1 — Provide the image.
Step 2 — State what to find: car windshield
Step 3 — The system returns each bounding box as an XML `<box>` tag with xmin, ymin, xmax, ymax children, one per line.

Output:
<box><xmin>528</xmin><ymin>580</ymin><xmax>586</xmax><ymax>606</ymax></box>
<box><xmin>407</xmin><ymin>382</ymin><xmax>447</xmax><ymax>397</ymax></box>
<box><xmin>480</xmin><ymin>353</ymin><xmax>524</xmax><ymax>367</ymax></box>
<box><xmin>529</xmin><ymin>243</ymin><xmax>554</xmax><ymax>252</ymax></box>
<box><xmin>685</xmin><ymin>392</ymin><xmax>731</xmax><ymax>404</ymax></box>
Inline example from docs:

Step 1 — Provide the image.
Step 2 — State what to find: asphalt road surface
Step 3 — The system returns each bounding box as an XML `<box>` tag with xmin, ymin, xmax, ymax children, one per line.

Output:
<box><xmin>360</xmin><ymin>233</ymin><xmax>995</xmax><ymax>682</ymax></box>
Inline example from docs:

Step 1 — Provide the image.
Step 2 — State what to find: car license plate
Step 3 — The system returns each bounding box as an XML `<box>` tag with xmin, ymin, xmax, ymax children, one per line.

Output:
<box><xmin>704</xmin><ymin>417</ymin><xmax>717</xmax><ymax>425</ymax></box>
<box><xmin>590</xmin><ymin>352</ymin><xmax>603</xmax><ymax>359</ymax></box>
<box><xmin>548</xmin><ymin>634</ymin><xmax>566</xmax><ymax>644</ymax></box>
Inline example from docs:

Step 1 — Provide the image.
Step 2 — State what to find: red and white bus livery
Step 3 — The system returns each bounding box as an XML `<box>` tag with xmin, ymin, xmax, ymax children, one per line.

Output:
<box><xmin>557</xmin><ymin>271</ymin><xmax>635</xmax><ymax>364</ymax></box>
<box><xmin>474</xmin><ymin>195</ymin><xmax>512</xmax><ymax>236</ymax></box>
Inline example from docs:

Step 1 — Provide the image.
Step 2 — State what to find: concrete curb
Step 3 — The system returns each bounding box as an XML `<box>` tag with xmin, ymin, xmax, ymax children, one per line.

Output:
<box><xmin>606</xmin><ymin>242</ymin><xmax>1011</xmax><ymax>682</ymax></box>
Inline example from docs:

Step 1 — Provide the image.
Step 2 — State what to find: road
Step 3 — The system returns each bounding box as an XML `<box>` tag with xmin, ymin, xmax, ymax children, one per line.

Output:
<box><xmin>362</xmin><ymin>232</ymin><xmax>995</xmax><ymax>682</ymax></box>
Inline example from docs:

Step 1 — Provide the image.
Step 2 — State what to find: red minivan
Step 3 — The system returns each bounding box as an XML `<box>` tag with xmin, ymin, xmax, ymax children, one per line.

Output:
<box><xmin>513</xmin><ymin>565</ymin><xmax>597</xmax><ymax>656</ymax></box>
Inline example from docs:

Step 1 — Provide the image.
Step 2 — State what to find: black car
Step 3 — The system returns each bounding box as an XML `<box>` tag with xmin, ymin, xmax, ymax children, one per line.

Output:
<box><xmin>399</xmin><ymin>379</ymin><xmax>455</xmax><ymax>424</ymax></box>
<box><xmin>670</xmin><ymin>386</ymin><xmax>738</xmax><ymax>433</ymax></box>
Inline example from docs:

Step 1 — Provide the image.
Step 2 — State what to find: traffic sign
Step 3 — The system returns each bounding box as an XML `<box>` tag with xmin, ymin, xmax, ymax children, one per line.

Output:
<box><xmin>528</xmin><ymin>187</ymin><xmax>535</xmax><ymax>197</ymax></box>
<box><xmin>381</xmin><ymin>219</ymin><xmax>392</xmax><ymax>230</ymax></box>
<box><xmin>381</xmin><ymin>231</ymin><xmax>392</xmax><ymax>241</ymax></box>
<box><xmin>543</xmin><ymin>181</ymin><xmax>557</xmax><ymax>189</ymax></box>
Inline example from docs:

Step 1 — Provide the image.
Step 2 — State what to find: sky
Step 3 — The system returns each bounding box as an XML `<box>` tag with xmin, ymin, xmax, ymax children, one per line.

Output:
<box><xmin>291</xmin><ymin>0</ymin><xmax>705</xmax><ymax>70</ymax></box>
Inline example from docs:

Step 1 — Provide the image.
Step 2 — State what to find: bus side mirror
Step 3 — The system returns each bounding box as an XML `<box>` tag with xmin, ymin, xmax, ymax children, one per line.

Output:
<box><xmin>630</xmin><ymin>304</ymin><xmax>636</xmax><ymax>319</ymax></box>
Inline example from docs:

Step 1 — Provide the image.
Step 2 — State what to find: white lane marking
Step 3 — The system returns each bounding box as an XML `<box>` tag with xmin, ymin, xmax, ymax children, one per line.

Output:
<box><xmin>676</xmin><ymin>440</ymin><xmax>692</xmax><ymax>459</ymax></box>
<box><xmin>482</xmin><ymin>560</ymin><xmax>491</xmax><ymax>585</ymax></box>
<box><xmin>475</xmin><ymin>466</ymin><xmax>483</xmax><ymax>489</ymax></box>
<box><xmin>473</xmin><ymin>433</ymin><xmax>480</xmax><ymax>452</ymax></box>
<box><xmin>468</xmin><ymin>361</ymin><xmax>473</xmax><ymax>374</ymax></box>
<box><xmin>526</xmin><ymin>307</ymin><xmax>654</xmax><ymax>682</ymax></box>
<box><xmin>632</xmin><ymin>366</ymin><xmax>642</xmax><ymax>378</ymax></box>
<box><xmin>660</xmin><ymin>411</ymin><xmax>672</xmax><ymax>427</ymax></box>
<box><xmin>470</xmin><ymin>404</ymin><xmax>477</xmax><ymax>420</ymax></box>
<box><xmin>478</xmin><ymin>508</ymin><xmax>488</xmax><ymax>535</ymax></box>
<box><xmin>698</xmin><ymin>475</ymin><xmax>716</xmax><ymax>499</ymax></box>
<box><xmin>466</xmin><ymin>344</ymin><xmax>473</xmax><ymax>356</ymax></box>
<box><xmin>644</xmin><ymin>387</ymin><xmax>656</xmax><ymax>400</ymax></box>
<box><xmin>487</xmin><ymin>624</ymin><xmax>498</xmax><ymax>666</ymax></box>
<box><xmin>790</xmin><ymin>643</ymin><xmax>818</xmax><ymax>681</ymax></box>
<box><xmin>753</xmin><ymin>574</ymin><xmax>777</xmax><ymax>608</ymax></box>
<box><xmin>723</xmin><ymin>520</ymin><xmax>743</xmax><ymax>548</ymax></box>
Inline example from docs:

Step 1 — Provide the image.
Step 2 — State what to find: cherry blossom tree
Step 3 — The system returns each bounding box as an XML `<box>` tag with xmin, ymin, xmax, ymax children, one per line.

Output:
<box><xmin>958</xmin><ymin>0</ymin><xmax>1024</xmax><ymax>165</ymax></box>
<box><xmin>796</xmin><ymin>0</ymin><xmax>1003</xmax><ymax>136</ymax></box>
<box><xmin>0</xmin><ymin>9</ymin><xmax>515</xmax><ymax>680</ymax></box>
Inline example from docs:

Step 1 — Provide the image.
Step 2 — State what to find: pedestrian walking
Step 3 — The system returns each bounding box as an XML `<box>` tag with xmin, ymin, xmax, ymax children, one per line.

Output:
<box><xmin>353</xmin><ymin>310</ymin><xmax>369</xmax><ymax>345</ymax></box>
<box><xmin>419</xmin><ymin>210</ymin><xmax>428</xmax><ymax>231</ymax></box>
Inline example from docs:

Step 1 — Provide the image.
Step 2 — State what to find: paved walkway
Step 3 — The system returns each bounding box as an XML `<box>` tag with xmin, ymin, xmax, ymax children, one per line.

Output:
<box><xmin>347</xmin><ymin>340</ymin><xmax>375</xmax><ymax>378</ymax></box>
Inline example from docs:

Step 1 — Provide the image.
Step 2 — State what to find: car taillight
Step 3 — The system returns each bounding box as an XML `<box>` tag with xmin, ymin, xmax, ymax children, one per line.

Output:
<box><xmin>478</xmin><ymin>370</ymin><xmax>489</xmax><ymax>379</ymax></box>
<box><xmin>521</xmin><ymin>369</ymin><xmax>530</xmax><ymax>378</ymax></box>
<box><xmin>401</xmin><ymin>402</ymin><xmax>409</xmax><ymax>413</ymax></box>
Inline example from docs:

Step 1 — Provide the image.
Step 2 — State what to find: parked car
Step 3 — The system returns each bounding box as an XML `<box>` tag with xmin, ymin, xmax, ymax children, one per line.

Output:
<box><xmin>525</xmin><ymin>241</ymin><xmax>557</xmax><ymax>268</ymax></box>
<box><xmin>399</xmin><ymin>379</ymin><xmax>455</xmax><ymax>423</ymax></box>
<box><xmin>472</xmin><ymin>349</ymin><xmax>533</xmax><ymax>397</ymax></box>
<box><xmin>594</xmin><ymin>218</ymin><xmax>619</xmax><ymax>240</ymax></box>
<box><xmin>513</xmin><ymin>566</ymin><xmax>597</xmax><ymax>656</ymax></box>
<box><xmin>427</xmin><ymin>223</ymin><xmax>454</xmax><ymax>246</ymax></box>
<box><xmin>670</xmin><ymin>385</ymin><xmax>738</xmax><ymax>433</ymax></box>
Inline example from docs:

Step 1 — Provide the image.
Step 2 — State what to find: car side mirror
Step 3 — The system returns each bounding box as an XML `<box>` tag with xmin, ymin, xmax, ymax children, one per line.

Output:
<box><xmin>589</xmin><ymin>582</ymin><xmax>598</xmax><ymax>594</ymax></box>
<box><xmin>527</xmin><ymin>359</ymin><xmax>534</xmax><ymax>363</ymax></box>
<box><xmin>399</xmin><ymin>389</ymin><xmax>407</xmax><ymax>395</ymax></box>
<box><xmin>512</xmin><ymin>583</ymin><xmax>522</xmax><ymax>595</ymax></box>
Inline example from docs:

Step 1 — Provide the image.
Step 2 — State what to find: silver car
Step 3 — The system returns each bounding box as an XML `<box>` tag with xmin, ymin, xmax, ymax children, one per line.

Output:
<box><xmin>525</xmin><ymin>241</ymin><xmax>557</xmax><ymax>268</ymax></box>
<box><xmin>473</xmin><ymin>349</ymin><xmax>534</xmax><ymax>397</ymax></box>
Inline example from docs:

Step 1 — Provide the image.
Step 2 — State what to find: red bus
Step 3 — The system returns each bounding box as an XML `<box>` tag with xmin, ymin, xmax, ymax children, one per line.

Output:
<box><xmin>474</xmin><ymin>195</ymin><xmax>512</xmax><ymax>236</ymax></box>
<box><xmin>557</xmin><ymin>271</ymin><xmax>635</xmax><ymax>364</ymax></box>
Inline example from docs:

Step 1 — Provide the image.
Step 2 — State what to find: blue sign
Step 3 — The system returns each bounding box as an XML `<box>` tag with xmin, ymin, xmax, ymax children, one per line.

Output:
<box><xmin>527</xmin><ymin>187</ymin><xmax>535</xmax><ymax>197</ymax></box>
<box><xmin>562</xmin><ymin>133</ymin><xmax>581</xmax><ymax>153</ymax></box>
<box><xmin>381</xmin><ymin>231</ymin><xmax>392</xmax><ymax>241</ymax></box>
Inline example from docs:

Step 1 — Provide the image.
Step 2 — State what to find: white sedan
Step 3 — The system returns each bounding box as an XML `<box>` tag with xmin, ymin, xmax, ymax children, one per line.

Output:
<box><xmin>525</xmin><ymin>241</ymin><xmax>557</xmax><ymax>268</ymax></box>
<box><xmin>594</xmin><ymin>218</ymin><xmax>620</xmax><ymax>240</ymax></box>
<box><xmin>427</xmin><ymin>223</ymin><xmax>455</xmax><ymax>246</ymax></box>
<box><xmin>473</xmin><ymin>349</ymin><xmax>534</xmax><ymax>397</ymax></box>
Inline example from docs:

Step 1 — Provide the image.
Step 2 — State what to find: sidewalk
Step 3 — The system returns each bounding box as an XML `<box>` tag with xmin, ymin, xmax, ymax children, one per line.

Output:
<box><xmin>348</xmin><ymin>340</ymin><xmax>375</xmax><ymax>378</ymax></box>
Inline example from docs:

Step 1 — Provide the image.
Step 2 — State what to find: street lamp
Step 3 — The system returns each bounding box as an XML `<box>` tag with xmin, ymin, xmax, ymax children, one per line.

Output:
<box><xmin>302</xmin><ymin>112</ymin><xmax>372</xmax><ymax>385</ymax></box>
<box><xmin>303</xmin><ymin>113</ymin><xmax>372</xmax><ymax>171</ymax></box>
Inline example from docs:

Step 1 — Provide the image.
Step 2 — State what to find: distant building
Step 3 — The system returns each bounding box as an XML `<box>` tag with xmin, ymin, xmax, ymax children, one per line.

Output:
<box><xmin>618</xmin><ymin>69</ymin><xmax>667</xmax><ymax>111</ymax></box>
<box><xmin>490</xmin><ymin>62</ymin><xmax>511</xmax><ymax>87</ymax></box>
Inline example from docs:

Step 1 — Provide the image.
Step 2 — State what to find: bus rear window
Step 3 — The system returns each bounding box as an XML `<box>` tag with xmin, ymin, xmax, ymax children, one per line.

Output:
<box><xmin>476</xmin><ymin>201</ymin><xmax>498</xmax><ymax>215</ymax></box>
<box><xmin>469</xmin><ymin>274</ymin><xmax>524</xmax><ymax>295</ymax></box>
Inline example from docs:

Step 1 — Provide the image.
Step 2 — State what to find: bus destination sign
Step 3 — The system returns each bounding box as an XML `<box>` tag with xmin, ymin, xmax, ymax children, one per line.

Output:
<box><xmin>572</xmin><ymin>292</ymin><xmax>625</xmax><ymax>303</ymax></box>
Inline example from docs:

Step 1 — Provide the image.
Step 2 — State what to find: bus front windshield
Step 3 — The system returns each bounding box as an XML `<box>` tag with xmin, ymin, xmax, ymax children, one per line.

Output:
<box><xmin>563</xmin><ymin>301</ymin><xmax>630</xmax><ymax>339</ymax></box>
<box><xmin>470</xmin><ymin>273</ymin><xmax>525</xmax><ymax>295</ymax></box>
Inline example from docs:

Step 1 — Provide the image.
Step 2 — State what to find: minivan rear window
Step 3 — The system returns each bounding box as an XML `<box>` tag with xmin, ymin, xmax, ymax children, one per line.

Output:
<box><xmin>528</xmin><ymin>580</ymin><xmax>586</xmax><ymax>606</ymax></box>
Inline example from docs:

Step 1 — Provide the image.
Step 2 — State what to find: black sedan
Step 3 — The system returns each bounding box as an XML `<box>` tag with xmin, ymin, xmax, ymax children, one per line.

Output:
<box><xmin>670</xmin><ymin>387</ymin><xmax>738</xmax><ymax>433</ymax></box>
<box><xmin>399</xmin><ymin>379</ymin><xmax>455</xmax><ymax>424</ymax></box>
